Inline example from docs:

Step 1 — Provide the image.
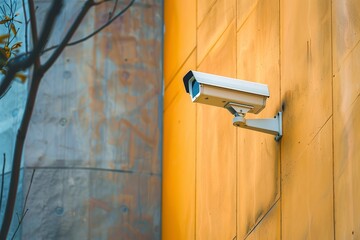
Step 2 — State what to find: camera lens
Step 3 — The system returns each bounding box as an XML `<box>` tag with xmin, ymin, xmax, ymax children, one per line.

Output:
<box><xmin>191</xmin><ymin>80</ymin><xmax>200</xmax><ymax>98</ymax></box>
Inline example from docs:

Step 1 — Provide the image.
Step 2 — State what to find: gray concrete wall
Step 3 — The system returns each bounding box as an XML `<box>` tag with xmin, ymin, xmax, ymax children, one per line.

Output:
<box><xmin>19</xmin><ymin>0</ymin><xmax>162</xmax><ymax>239</ymax></box>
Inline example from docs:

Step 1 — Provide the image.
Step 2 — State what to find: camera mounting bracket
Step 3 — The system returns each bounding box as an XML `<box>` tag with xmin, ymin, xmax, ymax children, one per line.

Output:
<box><xmin>224</xmin><ymin>102</ymin><xmax>253</xmax><ymax>116</ymax></box>
<box><xmin>227</xmin><ymin>102</ymin><xmax>282</xmax><ymax>141</ymax></box>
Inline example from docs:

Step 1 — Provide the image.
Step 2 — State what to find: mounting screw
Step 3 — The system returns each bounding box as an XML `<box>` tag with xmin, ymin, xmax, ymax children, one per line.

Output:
<box><xmin>275</xmin><ymin>134</ymin><xmax>282</xmax><ymax>141</ymax></box>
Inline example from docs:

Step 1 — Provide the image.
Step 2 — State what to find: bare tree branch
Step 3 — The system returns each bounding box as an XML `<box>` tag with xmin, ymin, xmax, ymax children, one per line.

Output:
<box><xmin>0</xmin><ymin>0</ymin><xmax>63</xmax><ymax>98</ymax></box>
<box><xmin>43</xmin><ymin>0</ymin><xmax>135</xmax><ymax>53</ymax></box>
<box><xmin>0</xmin><ymin>0</ymin><xmax>64</xmax><ymax>237</ymax></box>
<box><xmin>108</xmin><ymin>0</ymin><xmax>119</xmax><ymax>20</ymax></box>
<box><xmin>0</xmin><ymin>0</ymin><xmax>136</xmax><ymax>98</ymax></box>
<box><xmin>22</xmin><ymin>169</ymin><xmax>35</xmax><ymax>217</ymax></box>
<box><xmin>10</xmin><ymin>208</ymin><xmax>28</xmax><ymax>240</ymax></box>
<box><xmin>0</xmin><ymin>0</ymin><xmax>136</xmax><ymax>238</ymax></box>
<box><xmin>28</xmin><ymin>0</ymin><xmax>40</xmax><ymax>68</ymax></box>
<box><xmin>0</xmin><ymin>153</ymin><xmax>5</xmax><ymax>212</ymax></box>
<box><xmin>11</xmin><ymin>169</ymin><xmax>35</xmax><ymax>240</ymax></box>
<box><xmin>41</xmin><ymin>0</ymin><xmax>95</xmax><ymax>73</ymax></box>
<box><xmin>21</xmin><ymin>0</ymin><xmax>28</xmax><ymax>53</ymax></box>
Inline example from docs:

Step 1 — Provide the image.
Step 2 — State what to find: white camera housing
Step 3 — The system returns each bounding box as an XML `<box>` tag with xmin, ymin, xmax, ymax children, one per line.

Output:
<box><xmin>183</xmin><ymin>70</ymin><xmax>282</xmax><ymax>141</ymax></box>
<box><xmin>183</xmin><ymin>70</ymin><xmax>269</xmax><ymax>115</ymax></box>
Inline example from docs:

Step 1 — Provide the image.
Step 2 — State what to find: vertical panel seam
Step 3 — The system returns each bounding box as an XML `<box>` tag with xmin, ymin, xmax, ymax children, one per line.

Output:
<box><xmin>279</xmin><ymin>0</ymin><xmax>282</xmax><ymax>239</ymax></box>
<box><xmin>330</xmin><ymin>0</ymin><xmax>336</xmax><ymax>239</ymax></box>
<box><xmin>195</xmin><ymin>102</ymin><xmax>197</xmax><ymax>240</ymax></box>
<box><xmin>235</xmin><ymin>0</ymin><xmax>238</xmax><ymax>238</ymax></box>
<box><xmin>195</xmin><ymin>0</ymin><xmax>198</xmax><ymax>239</ymax></box>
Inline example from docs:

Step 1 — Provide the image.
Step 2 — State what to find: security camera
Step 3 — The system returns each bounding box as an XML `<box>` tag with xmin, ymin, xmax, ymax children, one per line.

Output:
<box><xmin>183</xmin><ymin>70</ymin><xmax>269</xmax><ymax>115</ymax></box>
<box><xmin>183</xmin><ymin>70</ymin><xmax>282</xmax><ymax>141</ymax></box>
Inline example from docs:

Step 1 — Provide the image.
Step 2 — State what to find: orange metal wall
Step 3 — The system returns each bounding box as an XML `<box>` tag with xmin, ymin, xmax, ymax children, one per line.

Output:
<box><xmin>162</xmin><ymin>0</ymin><xmax>360</xmax><ymax>239</ymax></box>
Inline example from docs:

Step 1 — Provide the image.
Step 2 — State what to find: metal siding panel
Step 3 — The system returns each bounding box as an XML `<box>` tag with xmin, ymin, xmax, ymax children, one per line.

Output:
<box><xmin>334</xmin><ymin>96</ymin><xmax>360</xmax><ymax>240</ymax></box>
<box><xmin>197</xmin><ymin>0</ymin><xmax>216</xmax><ymax>27</ymax></box>
<box><xmin>282</xmin><ymin>121</ymin><xmax>334</xmax><ymax>239</ymax></box>
<box><xmin>197</xmin><ymin>0</ymin><xmax>236</xmax><ymax>64</ymax></box>
<box><xmin>332</xmin><ymin>0</ymin><xmax>360</xmax><ymax>72</ymax></box>
<box><xmin>236</xmin><ymin>0</ymin><xmax>281</xmax><ymax>238</ymax></box>
<box><xmin>237</xmin><ymin>0</ymin><xmax>260</xmax><ymax>31</ymax></box>
<box><xmin>280</xmin><ymin>0</ymin><xmax>334</xmax><ymax>237</ymax></box>
<box><xmin>164</xmin><ymin>0</ymin><xmax>196</xmax><ymax>87</ymax></box>
<box><xmin>333</xmin><ymin>17</ymin><xmax>360</xmax><ymax>238</ymax></box>
<box><xmin>245</xmin><ymin>201</ymin><xmax>281</xmax><ymax>240</ymax></box>
<box><xmin>162</xmin><ymin>52</ymin><xmax>196</xmax><ymax>240</ymax></box>
<box><xmin>196</xmin><ymin>21</ymin><xmax>237</xmax><ymax>240</ymax></box>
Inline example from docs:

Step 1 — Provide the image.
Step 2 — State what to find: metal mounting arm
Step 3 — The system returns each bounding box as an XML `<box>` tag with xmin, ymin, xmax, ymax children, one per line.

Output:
<box><xmin>233</xmin><ymin>112</ymin><xmax>282</xmax><ymax>141</ymax></box>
